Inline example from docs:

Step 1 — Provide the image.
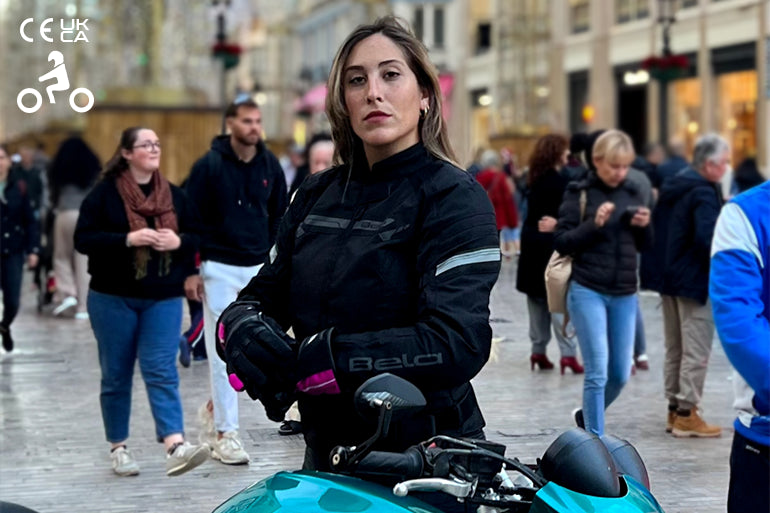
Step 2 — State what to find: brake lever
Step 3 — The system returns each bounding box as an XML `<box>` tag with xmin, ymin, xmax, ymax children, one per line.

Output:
<box><xmin>393</xmin><ymin>477</ymin><xmax>476</xmax><ymax>498</ymax></box>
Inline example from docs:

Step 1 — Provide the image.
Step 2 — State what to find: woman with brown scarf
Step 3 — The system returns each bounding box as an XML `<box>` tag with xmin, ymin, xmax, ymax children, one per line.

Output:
<box><xmin>74</xmin><ymin>127</ymin><xmax>208</xmax><ymax>477</ymax></box>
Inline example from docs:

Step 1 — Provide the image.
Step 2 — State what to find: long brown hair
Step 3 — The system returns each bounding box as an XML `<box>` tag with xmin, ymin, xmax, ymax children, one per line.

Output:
<box><xmin>102</xmin><ymin>127</ymin><xmax>144</xmax><ymax>179</ymax></box>
<box><xmin>528</xmin><ymin>134</ymin><xmax>568</xmax><ymax>186</ymax></box>
<box><xmin>325</xmin><ymin>16</ymin><xmax>458</xmax><ymax>168</ymax></box>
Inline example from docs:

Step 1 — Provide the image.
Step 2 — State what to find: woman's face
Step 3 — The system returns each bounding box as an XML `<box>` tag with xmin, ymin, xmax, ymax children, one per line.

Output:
<box><xmin>122</xmin><ymin>129</ymin><xmax>161</xmax><ymax>174</ymax></box>
<box><xmin>0</xmin><ymin>148</ymin><xmax>10</xmax><ymax>181</ymax></box>
<box><xmin>594</xmin><ymin>155</ymin><xmax>630</xmax><ymax>188</ymax></box>
<box><xmin>558</xmin><ymin>149</ymin><xmax>569</xmax><ymax>168</ymax></box>
<box><xmin>343</xmin><ymin>34</ymin><xmax>427</xmax><ymax>165</ymax></box>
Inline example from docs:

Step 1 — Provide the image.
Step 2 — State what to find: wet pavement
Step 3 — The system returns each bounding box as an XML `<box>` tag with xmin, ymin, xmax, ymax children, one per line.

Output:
<box><xmin>0</xmin><ymin>260</ymin><xmax>735</xmax><ymax>512</ymax></box>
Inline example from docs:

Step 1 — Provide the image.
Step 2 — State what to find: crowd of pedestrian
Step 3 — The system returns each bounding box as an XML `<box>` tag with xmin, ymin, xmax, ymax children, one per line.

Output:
<box><xmin>0</xmin><ymin>15</ymin><xmax>766</xmax><ymax>511</ymax></box>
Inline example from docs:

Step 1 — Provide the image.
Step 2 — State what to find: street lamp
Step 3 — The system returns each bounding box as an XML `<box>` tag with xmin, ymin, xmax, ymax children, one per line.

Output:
<box><xmin>657</xmin><ymin>0</ymin><xmax>678</xmax><ymax>145</ymax></box>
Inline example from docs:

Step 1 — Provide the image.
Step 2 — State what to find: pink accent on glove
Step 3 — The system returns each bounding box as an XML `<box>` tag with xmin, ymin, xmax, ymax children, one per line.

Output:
<box><xmin>217</xmin><ymin>323</ymin><xmax>226</xmax><ymax>344</ymax></box>
<box><xmin>228</xmin><ymin>373</ymin><xmax>245</xmax><ymax>392</ymax></box>
<box><xmin>296</xmin><ymin>369</ymin><xmax>340</xmax><ymax>395</ymax></box>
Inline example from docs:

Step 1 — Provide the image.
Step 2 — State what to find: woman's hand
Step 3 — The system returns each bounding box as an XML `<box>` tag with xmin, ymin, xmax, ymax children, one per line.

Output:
<box><xmin>152</xmin><ymin>228</ymin><xmax>181</xmax><ymax>252</ymax></box>
<box><xmin>630</xmin><ymin>207</ymin><xmax>651</xmax><ymax>228</ymax></box>
<box><xmin>538</xmin><ymin>216</ymin><xmax>558</xmax><ymax>233</ymax></box>
<box><xmin>594</xmin><ymin>202</ymin><xmax>615</xmax><ymax>228</ymax></box>
<box><xmin>127</xmin><ymin>228</ymin><xmax>159</xmax><ymax>247</ymax></box>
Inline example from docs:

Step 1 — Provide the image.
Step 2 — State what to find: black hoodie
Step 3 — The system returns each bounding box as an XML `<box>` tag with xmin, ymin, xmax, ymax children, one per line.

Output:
<box><xmin>647</xmin><ymin>167</ymin><xmax>723</xmax><ymax>304</ymax></box>
<box><xmin>185</xmin><ymin>136</ymin><xmax>288</xmax><ymax>266</ymax></box>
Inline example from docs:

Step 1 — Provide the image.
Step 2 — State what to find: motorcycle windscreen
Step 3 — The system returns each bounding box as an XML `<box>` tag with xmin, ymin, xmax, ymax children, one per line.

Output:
<box><xmin>529</xmin><ymin>476</ymin><xmax>665</xmax><ymax>513</ymax></box>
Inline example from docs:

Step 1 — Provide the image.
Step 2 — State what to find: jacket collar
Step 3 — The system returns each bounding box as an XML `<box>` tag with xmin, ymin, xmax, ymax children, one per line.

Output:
<box><xmin>351</xmin><ymin>143</ymin><xmax>431</xmax><ymax>183</ymax></box>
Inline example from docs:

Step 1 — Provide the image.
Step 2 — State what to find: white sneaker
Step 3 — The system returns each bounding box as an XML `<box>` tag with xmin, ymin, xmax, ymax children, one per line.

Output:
<box><xmin>52</xmin><ymin>296</ymin><xmax>78</xmax><ymax>317</ymax></box>
<box><xmin>211</xmin><ymin>431</ymin><xmax>250</xmax><ymax>465</ymax></box>
<box><xmin>74</xmin><ymin>312</ymin><xmax>89</xmax><ymax>320</ymax></box>
<box><xmin>111</xmin><ymin>446</ymin><xmax>140</xmax><ymax>476</ymax></box>
<box><xmin>198</xmin><ymin>401</ymin><xmax>216</xmax><ymax>446</ymax></box>
<box><xmin>166</xmin><ymin>442</ymin><xmax>209</xmax><ymax>476</ymax></box>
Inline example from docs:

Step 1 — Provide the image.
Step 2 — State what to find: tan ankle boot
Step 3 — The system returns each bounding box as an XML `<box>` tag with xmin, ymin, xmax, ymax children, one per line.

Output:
<box><xmin>666</xmin><ymin>410</ymin><xmax>677</xmax><ymax>433</ymax></box>
<box><xmin>671</xmin><ymin>409</ymin><xmax>721</xmax><ymax>438</ymax></box>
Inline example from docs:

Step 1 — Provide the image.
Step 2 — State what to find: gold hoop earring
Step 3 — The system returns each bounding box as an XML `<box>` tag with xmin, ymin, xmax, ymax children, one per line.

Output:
<box><xmin>420</xmin><ymin>105</ymin><xmax>429</xmax><ymax>118</ymax></box>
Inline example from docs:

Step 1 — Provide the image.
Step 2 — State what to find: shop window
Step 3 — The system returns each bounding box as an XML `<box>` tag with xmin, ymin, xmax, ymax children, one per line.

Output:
<box><xmin>570</xmin><ymin>0</ymin><xmax>590</xmax><ymax>33</ymax></box>
<box><xmin>671</xmin><ymin>78</ymin><xmax>702</xmax><ymax>157</ymax></box>
<box><xmin>434</xmin><ymin>7</ymin><xmax>445</xmax><ymax>49</ymax></box>
<box><xmin>616</xmin><ymin>0</ymin><xmax>649</xmax><ymax>23</ymax></box>
<box><xmin>717</xmin><ymin>70</ymin><xmax>757</xmax><ymax>166</ymax></box>
<box><xmin>414</xmin><ymin>7</ymin><xmax>424</xmax><ymax>42</ymax></box>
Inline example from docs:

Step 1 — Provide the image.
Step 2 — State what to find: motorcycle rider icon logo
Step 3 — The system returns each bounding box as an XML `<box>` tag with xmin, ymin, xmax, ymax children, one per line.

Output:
<box><xmin>16</xmin><ymin>50</ymin><xmax>94</xmax><ymax>114</ymax></box>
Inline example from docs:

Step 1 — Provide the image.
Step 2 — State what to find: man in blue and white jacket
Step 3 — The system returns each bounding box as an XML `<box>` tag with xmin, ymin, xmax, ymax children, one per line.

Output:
<box><xmin>710</xmin><ymin>180</ymin><xmax>769</xmax><ymax>513</ymax></box>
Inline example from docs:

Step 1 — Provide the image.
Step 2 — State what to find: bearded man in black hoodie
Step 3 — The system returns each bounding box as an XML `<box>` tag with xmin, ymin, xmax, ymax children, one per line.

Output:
<box><xmin>184</xmin><ymin>96</ymin><xmax>288</xmax><ymax>465</ymax></box>
<box><xmin>649</xmin><ymin>133</ymin><xmax>729</xmax><ymax>439</ymax></box>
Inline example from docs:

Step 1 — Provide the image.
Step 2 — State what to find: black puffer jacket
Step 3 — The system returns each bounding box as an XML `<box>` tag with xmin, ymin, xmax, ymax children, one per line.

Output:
<box><xmin>239</xmin><ymin>143</ymin><xmax>501</xmax><ymax>469</ymax></box>
<box><xmin>554</xmin><ymin>174</ymin><xmax>653</xmax><ymax>295</ymax></box>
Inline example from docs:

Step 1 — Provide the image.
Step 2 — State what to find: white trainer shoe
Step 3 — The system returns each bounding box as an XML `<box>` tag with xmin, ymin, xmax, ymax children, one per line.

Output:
<box><xmin>166</xmin><ymin>441</ymin><xmax>209</xmax><ymax>476</ymax></box>
<box><xmin>111</xmin><ymin>446</ymin><xmax>140</xmax><ymax>476</ymax></box>
<box><xmin>211</xmin><ymin>431</ymin><xmax>250</xmax><ymax>465</ymax></box>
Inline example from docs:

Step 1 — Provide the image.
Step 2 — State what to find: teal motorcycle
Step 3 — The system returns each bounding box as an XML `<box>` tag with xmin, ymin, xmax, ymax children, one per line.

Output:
<box><xmin>213</xmin><ymin>374</ymin><xmax>665</xmax><ymax>513</ymax></box>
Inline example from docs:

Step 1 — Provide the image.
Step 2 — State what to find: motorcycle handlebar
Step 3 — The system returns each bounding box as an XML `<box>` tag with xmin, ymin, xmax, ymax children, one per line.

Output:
<box><xmin>349</xmin><ymin>447</ymin><xmax>425</xmax><ymax>481</ymax></box>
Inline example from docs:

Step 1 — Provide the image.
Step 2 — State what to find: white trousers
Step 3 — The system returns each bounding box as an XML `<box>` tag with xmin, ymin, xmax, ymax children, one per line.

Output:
<box><xmin>201</xmin><ymin>260</ymin><xmax>262</xmax><ymax>433</ymax></box>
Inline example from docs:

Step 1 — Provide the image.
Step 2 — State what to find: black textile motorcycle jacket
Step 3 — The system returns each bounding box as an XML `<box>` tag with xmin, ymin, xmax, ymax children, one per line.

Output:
<box><xmin>238</xmin><ymin>143</ymin><xmax>501</xmax><ymax>469</ymax></box>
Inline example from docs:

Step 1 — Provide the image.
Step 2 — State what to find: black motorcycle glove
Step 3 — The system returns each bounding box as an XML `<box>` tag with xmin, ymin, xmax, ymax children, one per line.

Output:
<box><xmin>296</xmin><ymin>329</ymin><xmax>340</xmax><ymax>395</ymax></box>
<box><xmin>216</xmin><ymin>301</ymin><xmax>298</xmax><ymax>421</ymax></box>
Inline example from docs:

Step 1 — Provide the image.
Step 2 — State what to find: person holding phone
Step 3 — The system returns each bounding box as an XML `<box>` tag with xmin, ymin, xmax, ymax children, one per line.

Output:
<box><xmin>554</xmin><ymin>129</ymin><xmax>653</xmax><ymax>436</ymax></box>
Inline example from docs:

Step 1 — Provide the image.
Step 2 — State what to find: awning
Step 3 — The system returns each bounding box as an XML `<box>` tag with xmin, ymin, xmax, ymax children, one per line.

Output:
<box><xmin>439</xmin><ymin>73</ymin><xmax>454</xmax><ymax>120</ymax></box>
<box><xmin>296</xmin><ymin>83</ymin><xmax>327</xmax><ymax>113</ymax></box>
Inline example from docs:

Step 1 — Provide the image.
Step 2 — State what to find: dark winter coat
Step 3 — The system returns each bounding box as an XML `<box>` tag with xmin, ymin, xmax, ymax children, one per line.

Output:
<box><xmin>554</xmin><ymin>173</ymin><xmax>653</xmax><ymax>296</ymax></box>
<box><xmin>74</xmin><ymin>177</ymin><xmax>200</xmax><ymax>300</ymax></box>
<box><xmin>239</xmin><ymin>143</ymin><xmax>500</xmax><ymax>469</ymax></box>
<box><xmin>516</xmin><ymin>169</ymin><xmax>569</xmax><ymax>298</ymax></box>
<box><xmin>654</xmin><ymin>155</ymin><xmax>689</xmax><ymax>189</ymax></box>
<box><xmin>185</xmin><ymin>136</ymin><xmax>288</xmax><ymax>267</ymax></box>
<box><xmin>0</xmin><ymin>174</ymin><xmax>40</xmax><ymax>256</ymax></box>
<box><xmin>645</xmin><ymin>167</ymin><xmax>724</xmax><ymax>304</ymax></box>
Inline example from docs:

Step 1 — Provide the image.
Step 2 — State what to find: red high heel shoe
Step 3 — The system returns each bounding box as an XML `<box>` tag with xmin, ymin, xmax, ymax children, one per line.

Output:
<box><xmin>530</xmin><ymin>353</ymin><xmax>554</xmax><ymax>371</ymax></box>
<box><xmin>560</xmin><ymin>356</ymin><xmax>584</xmax><ymax>375</ymax></box>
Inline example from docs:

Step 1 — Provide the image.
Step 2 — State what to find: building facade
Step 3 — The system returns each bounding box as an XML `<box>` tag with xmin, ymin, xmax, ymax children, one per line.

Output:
<box><xmin>551</xmin><ymin>0</ymin><xmax>768</xmax><ymax>170</ymax></box>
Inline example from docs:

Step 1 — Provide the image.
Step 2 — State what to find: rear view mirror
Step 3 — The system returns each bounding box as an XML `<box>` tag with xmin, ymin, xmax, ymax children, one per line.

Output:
<box><xmin>354</xmin><ymin>373</ymin><xmax>426</xmax><ymax>419</ymax></box>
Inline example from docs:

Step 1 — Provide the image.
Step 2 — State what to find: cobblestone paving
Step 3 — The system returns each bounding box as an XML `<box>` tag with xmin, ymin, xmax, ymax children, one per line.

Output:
<box><xmin>1</xmin><ymin>260</ymin><xmax>734</xmax><ymax>512</ymax></box>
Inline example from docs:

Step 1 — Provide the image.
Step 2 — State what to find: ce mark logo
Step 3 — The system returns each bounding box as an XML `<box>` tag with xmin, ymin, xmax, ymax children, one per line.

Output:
<box><xmin>20</xmin><ymin>18</ymin><xmax>90</xmax><ymax>43</ymax></box>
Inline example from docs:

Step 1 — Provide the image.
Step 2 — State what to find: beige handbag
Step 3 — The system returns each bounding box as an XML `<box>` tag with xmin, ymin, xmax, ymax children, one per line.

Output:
<box><xmin>545</xmin><ymin>189</ymin><xmax>587</xmax><ymax>315</ymax></box>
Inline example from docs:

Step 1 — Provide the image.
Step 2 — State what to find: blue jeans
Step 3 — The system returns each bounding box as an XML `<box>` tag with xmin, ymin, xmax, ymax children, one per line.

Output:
<box><xmin>567</xmin><ymin>281</ymin><xmax>637</xmax><ymax>436</ymax></box>
<box><xmin>88</xmin><ymin>290</ymin><xmax>184</xmax><ymax>443</ymax></box>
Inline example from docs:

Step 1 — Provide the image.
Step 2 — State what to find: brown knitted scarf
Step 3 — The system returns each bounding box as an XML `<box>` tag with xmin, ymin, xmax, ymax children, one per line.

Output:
<box><xmin>116</xmin><ymin>169</ymin><xmax>178</xmax><ymax>280</ymax></box>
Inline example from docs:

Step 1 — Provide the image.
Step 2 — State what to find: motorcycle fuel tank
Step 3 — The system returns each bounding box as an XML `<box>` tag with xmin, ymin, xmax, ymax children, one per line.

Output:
<box><xmin>212</xmin><ymin>470</ymin><xmax>443</xmax><ymax>513</ymax></box>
